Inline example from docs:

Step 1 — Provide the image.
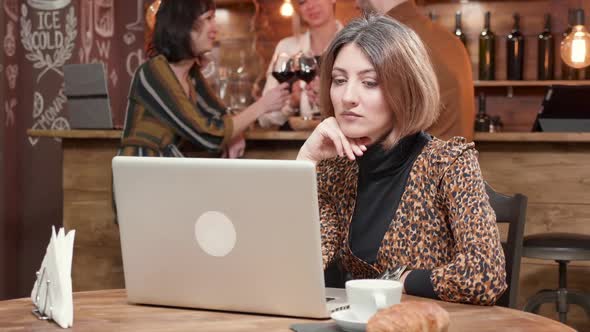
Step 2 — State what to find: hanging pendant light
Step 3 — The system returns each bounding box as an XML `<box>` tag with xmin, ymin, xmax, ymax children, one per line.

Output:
<box><xmin>146</xmin><ymin>0</ymin><xmax>161</xmax><ymax>31</ymax></box>
<box><xmin>280</xmin><ymin>0</ymin><xmax>294</xmax><ymax>17</ymax></box>
<box><xmin>560</xmin><ymin>8</ymin><xmax>590</xmax><ymax>69</ymax></box>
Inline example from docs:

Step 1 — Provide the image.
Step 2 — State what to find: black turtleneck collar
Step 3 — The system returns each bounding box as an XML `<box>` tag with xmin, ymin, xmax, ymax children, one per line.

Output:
<box><xmin>350</xmin><ymin>131</ymin><xmax>431</xmax><ymax>264</ymax></box>
<box><xmin>357</xmin><ymin>131</ymin><xmax>431</xmax><ymax>179</ymax></box>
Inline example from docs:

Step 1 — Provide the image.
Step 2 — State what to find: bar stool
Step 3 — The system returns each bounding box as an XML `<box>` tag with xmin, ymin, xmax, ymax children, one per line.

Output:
<box><xmin>522</xmin><ymin>232</ymin><xmax>590</xmax><ymax>324</ymax></box>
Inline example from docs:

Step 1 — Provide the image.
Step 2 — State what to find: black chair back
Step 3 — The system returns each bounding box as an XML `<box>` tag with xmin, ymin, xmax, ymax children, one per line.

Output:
<box><xmin>485</xmin><ymin>182</ymin><xmax>528</xmax><ymax>308</ymax></box>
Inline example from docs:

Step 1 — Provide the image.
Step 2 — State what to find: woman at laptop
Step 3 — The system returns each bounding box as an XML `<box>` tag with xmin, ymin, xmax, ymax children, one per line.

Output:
<box><xmin>119</xmin><ymin>0</ymin><xmax>289</xmax><ymax>158</ymax></box>
<box><xmin>296</xmin><ymin>16</ymin><xmax>507</xmax><ymax>305</ymax></box>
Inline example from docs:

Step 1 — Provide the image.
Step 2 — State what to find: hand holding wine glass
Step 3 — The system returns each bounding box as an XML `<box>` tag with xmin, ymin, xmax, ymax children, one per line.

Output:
<box><xmin>295</xmin><ymin>52</ymin><xmax>318</xmax><ymax>85</ymax></box>
<box><xmin>294</xmin><ymin>52</ymin><xmax>319</xmax><ymax>119</ymax></box>
<box><xmin>271</xmin><ymin>52</ymin><xmax>296</xmax><ymax>91</ymax></box>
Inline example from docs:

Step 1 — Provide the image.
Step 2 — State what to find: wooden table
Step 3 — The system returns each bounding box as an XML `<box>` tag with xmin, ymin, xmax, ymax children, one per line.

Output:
<box><xmin>0</xmin><ymin>290</ymin><xmax>575</xmax><ymax>331</ymax></box>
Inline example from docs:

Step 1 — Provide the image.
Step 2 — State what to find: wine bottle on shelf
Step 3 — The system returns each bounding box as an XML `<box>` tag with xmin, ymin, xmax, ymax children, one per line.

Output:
<box><xmin>475</xmin><ymin>93</ymin><xmax>491</xmax><ymax>132</ymax></box>
<box><xmin>561</xmin><ymin>9</ymin><xmax>578</xmax><ymax>80</ymax></box>
<box><xmin>479</xmin><ymin>11</ymin><xmax>496</xmax><ymax>80</ymax></box>
<box><xmin>507</xmin><ymin>13</ymin><xmax>525</xmax><ymax>80</ymax></box>
<box><xmin>454</xmin><ymin>11</ymin><xmax>467</xmax><ymax>47</ymax></box>
<box><xmin>537</xmin><ymin>14</ymin><xmax>555</xmax><ymax>80</ymax></box>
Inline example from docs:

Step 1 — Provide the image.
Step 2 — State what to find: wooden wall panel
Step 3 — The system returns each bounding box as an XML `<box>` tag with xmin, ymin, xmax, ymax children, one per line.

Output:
<box><xmin>477</xmin><ymin>139</ymin><xmax>590</xmax><ymax>331</ymax></box>
<box><xmin>62</xmin><ymin>139</ymin><xmax>120</xmax><ymax>291</ymax></box>
<box><xmin>477</xmin><ymin>142</ymin><xmax>590</xmax><ymax>204</ymax></box>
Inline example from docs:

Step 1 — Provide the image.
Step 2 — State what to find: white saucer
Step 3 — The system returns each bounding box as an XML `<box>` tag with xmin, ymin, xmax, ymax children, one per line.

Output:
<box><xmin>330</xmin><ymin>309</ymin><xmax>367</xmax><ymax>332</ymax></box>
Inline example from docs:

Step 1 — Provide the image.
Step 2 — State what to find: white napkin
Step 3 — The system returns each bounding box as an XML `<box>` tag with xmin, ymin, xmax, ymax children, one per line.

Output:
<box><xmin>31</xmin><ymin>226</ymin><xmax>75</xmax><ymax>328</ymax></box>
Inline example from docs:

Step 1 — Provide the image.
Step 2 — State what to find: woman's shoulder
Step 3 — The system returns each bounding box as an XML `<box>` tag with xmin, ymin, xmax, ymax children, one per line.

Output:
<box><xmin>421</xmin><ymin>136</ymin><xmax>477</xmax><ymax>170</ymax></box>
<box><xmin>134</xmin><ymin>55</ymin><xmax>168</xmax><ymax>77</ymax></box>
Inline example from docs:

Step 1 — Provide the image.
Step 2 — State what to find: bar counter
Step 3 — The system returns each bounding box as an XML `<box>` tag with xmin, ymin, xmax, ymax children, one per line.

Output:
<box><xmin>27</xmin><ymin>129</ymin><xmax>590</xmax><ymax>328</ymax></box>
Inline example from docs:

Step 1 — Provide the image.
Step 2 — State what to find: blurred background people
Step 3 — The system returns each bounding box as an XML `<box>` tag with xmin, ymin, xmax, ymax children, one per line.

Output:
<box><xmin>119</xmin><ymin>0</ymin><xmax>289</xmax><ymax>158</ymax></box>
<box><xmin>258</xmin><ymin>0</ymin><xmax>342</xmax><ymax>129</ymax></box>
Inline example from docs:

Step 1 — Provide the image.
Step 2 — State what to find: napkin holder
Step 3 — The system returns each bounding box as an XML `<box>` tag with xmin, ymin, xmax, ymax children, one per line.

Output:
<box><xmin>30</xmin><ymin>226</ymin><xmax>75</xmax><ymax>328</ymax></box>
<box><xmin>32</xmin><ymin>266</ymin><xmax>52</xmax><ymax>320</ymax></box>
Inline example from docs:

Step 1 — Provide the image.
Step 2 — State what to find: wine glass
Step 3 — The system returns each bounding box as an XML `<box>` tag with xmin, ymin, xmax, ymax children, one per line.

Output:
<box><xmin>294</xmin><ymin>52</ymin><xmax>319</xmax><ymax>119</ymax></box>
<box><xmin>295</xmin><ymin>52</ymin><xmax>318</xmax><ymax>84</ymax></box>
<box><xmin>271</xmin><ymin>52</ymin><xmax>295</xmax><ymax>91</ymax></box>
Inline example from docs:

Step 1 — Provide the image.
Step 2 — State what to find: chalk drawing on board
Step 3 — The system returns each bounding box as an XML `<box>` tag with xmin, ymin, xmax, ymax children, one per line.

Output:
<box><xmin>5</xmin><ymin>98</ymin><xmax>16</xmax><ymax>127</ymax></box>
<box><xmin>33</xmin><ymin>91</ymin><xmax>44</xmax><ymax>118</ymax></box>
<box><xmin>123</xmin><ymin>32</ymin><xmax>136</xmax><ymax>46</ymax></box>
<box><xmin>20</xmin><ymin>5</ymin><xmax>77</xmax><ymax>82</ymax></box>
<box><xmin>3</xmin><ymin>0</ymin><xmax>18</xmax><ymax>22</ymax></box>
<box><xmin>126</xmin><ymin>0</ymin><xmax>146</xmax><ymax>31</ymax></box>
<box><xmin>52</xmin><ymin>117</ymin><xmax>70</xmax><ymax>130</ymax></box>
<box><xmin>96</xmin><ymin>40</ymin><xmax>110</xmax><ymax>59</ymax></box>
<box><xmin>29</xmin><ymin>123</ymin><xmax>41</xmax><ymax>146</ymax></box>
<box><xmin>110</xmin><ymin>69</ymin><xmax>118</xmax><ymax>87</ymax></box>
<box><xmin>6</xmin><ymin>64</ymin><xmax>18</xmax><ymax>90</ymax></box>
<box><xmin>4</xmin><ymin>21</ymin><xmax>16</xmax><ymax>57</ymax></box>
<box><xmin>126</xmin><ymin>48</ymin><xmax>145</xmax><ymax>77</ymax></box>
<box><xmin>26</xmin><ymin>0</ymin><xmax>71</xmax><ymax>11</ymax></box>
<box><xmin>80</xmin><ymin>0</ymin><xmax>93</xmax><ymax>63</ymax></box>
<box><xmin>51</xmin><ymin>117</ymin><xmax>70</xmax><ymax>143</ymax></box>
<box><xmin>94</xmin><ymin>0</ymin><xmax>114</xmax><ymax>38</ymax></box>
<box><xmin>29</xmin><ymin>88</ymin><xmax>68</xmax><ymax>146</ymax></box>
<box><xmin>51</xmin><ymin>117</ymin><xmax>70</xmax><ymax>130</ymax></box>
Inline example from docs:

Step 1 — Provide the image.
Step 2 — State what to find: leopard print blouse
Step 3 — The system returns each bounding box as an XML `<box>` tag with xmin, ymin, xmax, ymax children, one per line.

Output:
<box><xmin>317</xmin><ymin>137</ymin><xmax>507</xmax><ymax>306</ymax></box>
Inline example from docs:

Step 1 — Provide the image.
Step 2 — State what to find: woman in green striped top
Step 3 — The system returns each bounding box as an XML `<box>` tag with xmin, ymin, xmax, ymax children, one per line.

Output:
<box><xmin>119</xmin><ymin>0</ymin><xmax>289</xmax><ymax>158</ymax></box>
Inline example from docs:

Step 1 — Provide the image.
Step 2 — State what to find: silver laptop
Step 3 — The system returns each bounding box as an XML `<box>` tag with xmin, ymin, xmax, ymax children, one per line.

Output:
<box><xmin>112</xmin><ymin>156</ymin><xmax>345</xmax><ymax>318</ymax></box>
<box><xmin>63</xmin><ymin>63</ymin><xmax>113</xmax><ymax>129</ymax></box>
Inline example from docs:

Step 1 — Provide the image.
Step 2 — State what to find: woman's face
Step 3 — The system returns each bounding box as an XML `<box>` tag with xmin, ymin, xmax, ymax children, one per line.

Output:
<box><xmin>297</xmin><ymin>0</ymin><xmax>335</xmax><ymax>28</ymax></box>
<box><xmin>190</xmin><ymin>9</ymin><xmax>217</xmax><ymax>56</ymax></box>
<box><xmin>330</xmin><ymin>43</ymin><xmax>393</xmax><ymax>145</ymax></box>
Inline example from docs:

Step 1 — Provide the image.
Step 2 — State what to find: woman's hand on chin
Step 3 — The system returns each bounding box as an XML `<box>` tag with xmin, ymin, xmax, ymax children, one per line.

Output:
<box><xmin>297</xmin><ymin>117</ymin><xmax>369</xmax><ymax>164</ymax></box>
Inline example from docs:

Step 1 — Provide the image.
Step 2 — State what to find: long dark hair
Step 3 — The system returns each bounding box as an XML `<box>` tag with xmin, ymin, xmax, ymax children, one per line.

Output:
<box><xmin>153</xmin><ymin>0</ymin><xmax>215</xmax><ymax>62</ymax></box>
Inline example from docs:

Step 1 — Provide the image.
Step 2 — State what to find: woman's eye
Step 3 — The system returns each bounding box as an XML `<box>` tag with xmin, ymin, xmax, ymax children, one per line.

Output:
<box><xmin>332</xmin><ymin>78</ymin><xmax>346</xmax><ymax>85</ymax></box>
<box><xmin>363</xmin><ymin>80</ymin><xmax>378</xmax><ymax>88</ymax></box>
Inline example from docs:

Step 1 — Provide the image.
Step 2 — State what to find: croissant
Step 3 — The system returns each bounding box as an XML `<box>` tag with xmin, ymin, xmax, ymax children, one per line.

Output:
<box><xmin>366</xmin><ymin>301</ymin><xmax>450</xmax><ymax>332</ymax></box>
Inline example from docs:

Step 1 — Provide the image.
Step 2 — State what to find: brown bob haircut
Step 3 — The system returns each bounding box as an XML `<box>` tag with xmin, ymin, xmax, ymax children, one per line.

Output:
<box><xmin>319</xmin><ymin>15</ymin><xmax>440</xmax><ymax>149</ymax></box>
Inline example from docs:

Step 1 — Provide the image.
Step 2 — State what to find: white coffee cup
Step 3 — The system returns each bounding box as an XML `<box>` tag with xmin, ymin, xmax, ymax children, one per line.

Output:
<box><xmin>345</xmin><ymin>279</ymin><xmax>402</xmax><ymax>322</ymax></box>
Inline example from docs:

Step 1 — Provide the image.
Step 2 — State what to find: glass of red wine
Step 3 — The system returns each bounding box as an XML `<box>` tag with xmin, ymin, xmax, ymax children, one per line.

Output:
<box><xmin>294</xmin><ymin>52</ymin><xmax>319</xmax><ymax>119</ymax></box>
<box><xmin>271</xmin><ymin>52</ymin><xmax>295</xmax><ymax>91</ymax></box>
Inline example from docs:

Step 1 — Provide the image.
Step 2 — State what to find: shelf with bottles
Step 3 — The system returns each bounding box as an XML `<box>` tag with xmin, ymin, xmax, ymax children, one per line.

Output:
<box><xmin>473</xmin><ymin>79</ymin><xmax>590</xmax><ymax>97</ymax></box>
<box><xmin>450</xmin><ymin>6</ymin><xmax>590</xmax><ymax>88</ymax></box>
<box><xmin>474</xmin><ymin>80</ymin><xmax>590</xmax><ymax>87</ymax></box>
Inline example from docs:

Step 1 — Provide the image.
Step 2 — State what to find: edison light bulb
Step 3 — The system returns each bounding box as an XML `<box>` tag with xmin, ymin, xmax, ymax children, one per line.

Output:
<box><xmin>280</xmin><ymin>0</ymin><xmax>294</xmax><ymax>17</ymax></box>
<box><xmin>560</xmin><ymin>11</ymin><xmax>590</xmax><ymax>69</ymax></box>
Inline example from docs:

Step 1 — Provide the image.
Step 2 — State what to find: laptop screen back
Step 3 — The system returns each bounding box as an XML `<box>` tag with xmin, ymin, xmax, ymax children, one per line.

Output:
<box><xmin>112</xmin><ymin>156</ymin><xmax>330</xmax><ymax>318</ymax></box>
